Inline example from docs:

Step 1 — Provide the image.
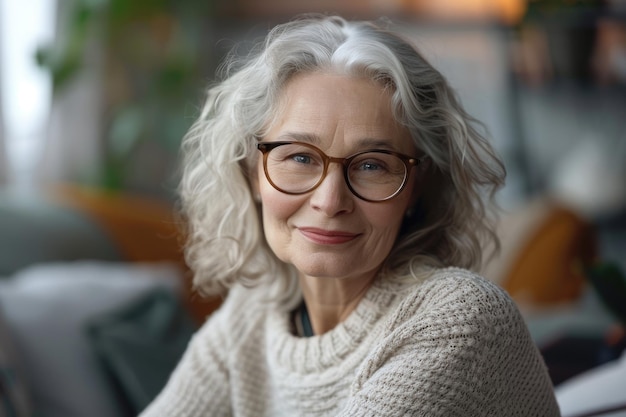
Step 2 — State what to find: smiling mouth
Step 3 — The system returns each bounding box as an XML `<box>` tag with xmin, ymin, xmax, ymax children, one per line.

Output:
<box><xmin>298</xmin><ymin>227</ymin><xmax>360</xmax><ymax>245</ymax></box>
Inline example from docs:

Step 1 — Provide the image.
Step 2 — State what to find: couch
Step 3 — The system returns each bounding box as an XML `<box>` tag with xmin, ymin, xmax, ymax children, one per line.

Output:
<box><xmin>0</xmin><ymin>185</ymin><xmax>221</xmax><ymax>417</ymax></box>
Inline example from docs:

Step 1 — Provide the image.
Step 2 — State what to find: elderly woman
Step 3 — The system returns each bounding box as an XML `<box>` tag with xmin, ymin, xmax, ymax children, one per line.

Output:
<box><xmin>141</xmin><ymin>15</ymin><xmax>560</xmax><ymax>417</ymax></box>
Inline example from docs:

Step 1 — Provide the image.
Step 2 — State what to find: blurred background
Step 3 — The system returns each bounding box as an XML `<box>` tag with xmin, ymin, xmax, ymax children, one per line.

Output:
<box><xmin>0</xmin><ymin>1</ymin><xmax>625</xmax><ymax>416</ymax></box>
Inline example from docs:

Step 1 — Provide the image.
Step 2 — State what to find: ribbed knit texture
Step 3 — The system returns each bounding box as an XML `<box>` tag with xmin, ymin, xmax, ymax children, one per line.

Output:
<box><xmin>139</xmin><ymin>268</ymin><xmax>561</xmax><ymax>416</ymax></box>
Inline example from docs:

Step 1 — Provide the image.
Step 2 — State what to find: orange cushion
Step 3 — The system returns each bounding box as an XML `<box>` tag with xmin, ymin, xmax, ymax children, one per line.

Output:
<box><xmin>502</xmin><ymin>204</ymin><xmax>596</xmax><ymax>306</ymax></box>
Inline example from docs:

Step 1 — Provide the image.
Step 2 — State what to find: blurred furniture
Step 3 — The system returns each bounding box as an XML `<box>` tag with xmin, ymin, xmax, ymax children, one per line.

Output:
<box><xmin>0</xmin><ymin>185</ymin><xmax>222</xmax><ymax>417</ymax></box>
<box><xmin>2</xmin><ymin>187</ymin><xmax>624</xmax><ymax>416</ymax></box>
<box><xmin>482</xmin><ymin>198</ymin><xmax>597</xmax><ymax>307</ymax></box>
<box><xmin>556</xmin><ymin>348</ymin><xmax>626</xmax><ymax>417</ymax></box>
<box><xmin>0</xmin><ymin>185</ymin><xmax>221</xmax><ymax>322</ymax></box>
<box><xmin>482</xmin><ymin>198</ymin><xmax>625</xmax><ymax>385</ymax></box>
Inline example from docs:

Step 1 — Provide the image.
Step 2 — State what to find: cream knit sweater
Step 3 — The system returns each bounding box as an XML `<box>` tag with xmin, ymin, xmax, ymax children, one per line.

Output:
<box><xmin>140</xmin><ymin>268</ymin><xmax>561</xmax><ymax>416</ymax></box>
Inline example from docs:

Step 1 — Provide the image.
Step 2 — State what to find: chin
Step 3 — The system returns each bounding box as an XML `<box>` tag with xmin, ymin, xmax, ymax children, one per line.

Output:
<box><xmin>292</xmin><ymin>257</ymin><xmax>379</xmax><ymax>281</ymax></box>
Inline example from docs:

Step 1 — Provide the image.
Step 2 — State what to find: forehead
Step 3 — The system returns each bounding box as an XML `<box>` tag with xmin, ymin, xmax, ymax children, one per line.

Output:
<box><xmin>265</xmin><ymin>72</ymin><xmax>414</xmax><ymax>154</ymax></box>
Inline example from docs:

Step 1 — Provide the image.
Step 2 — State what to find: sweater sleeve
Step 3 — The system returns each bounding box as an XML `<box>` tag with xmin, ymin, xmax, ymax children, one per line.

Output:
<box><xmin>138</xmin><ymin>297</ymin><xmax>233</xmax><ymax>417</ymax></box>
<box><xmin>339</xmin><ymin>272</ymin><xmax>561</xmax><ymax>417</ymax></box>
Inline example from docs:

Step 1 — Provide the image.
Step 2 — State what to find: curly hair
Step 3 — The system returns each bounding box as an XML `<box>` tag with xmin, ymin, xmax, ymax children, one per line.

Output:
<box><xmin>179</xmin><ymin>15</ymin><xmax>506</xmax><ymax>297</ymax></box>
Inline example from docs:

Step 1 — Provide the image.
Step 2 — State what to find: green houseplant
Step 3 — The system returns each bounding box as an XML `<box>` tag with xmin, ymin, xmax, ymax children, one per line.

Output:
<box><xmin>37</xmin><ymin>0</ymin><xmax>213</xmax><ymax>197</ymax></box>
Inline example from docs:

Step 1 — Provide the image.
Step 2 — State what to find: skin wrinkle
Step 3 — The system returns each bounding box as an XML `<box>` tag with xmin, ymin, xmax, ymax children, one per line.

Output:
<box><xmin>253</xmin><ymin>71</ymin><xmax>421</xmax><ymax>334</ymax></box>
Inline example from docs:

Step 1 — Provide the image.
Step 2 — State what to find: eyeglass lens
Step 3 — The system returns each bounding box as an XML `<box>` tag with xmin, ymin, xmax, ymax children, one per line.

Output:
<box><xmin>263</xmin><ymin>142</ymin><xmax>410</xmax><ymax>201</ymax></box>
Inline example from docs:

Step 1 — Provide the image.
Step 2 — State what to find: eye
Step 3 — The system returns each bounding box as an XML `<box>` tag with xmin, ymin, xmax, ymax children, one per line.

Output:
<box><xmin>292</xmin><ymin>154</ymin><xmax>312</xmax><ymax>164</ymax></box>
<box><xmin>269</xmin><ymin>145</ymin><xmax>320</xmax><ymax>165</ymax></box>
<box><xmin>360</xmin><ymin>161</ymin><xmax>383</xmax><ymax>171</ymax></box>
<box><xmin>280</xmin><ymin>149</ymin><xmax>323</xmax><ymax>169</ymax></box>
<box><xmin>353</xmin><ymin>158</ymin><xmax>389</xmax><ymax>172</ymax></box>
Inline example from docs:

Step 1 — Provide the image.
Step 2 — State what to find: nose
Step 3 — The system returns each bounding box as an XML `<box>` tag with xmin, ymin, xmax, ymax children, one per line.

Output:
<box><xmin>309</xmin><ymin>163</ymin><xmax>354</xmax><ymax>216</ymax></box>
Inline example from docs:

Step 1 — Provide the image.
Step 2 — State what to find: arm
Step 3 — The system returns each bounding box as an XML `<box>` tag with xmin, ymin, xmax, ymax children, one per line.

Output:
<box><xmin>340</xmin><ymin>273</ymin><xmax>560</xmax><ymax>417</ymax></box>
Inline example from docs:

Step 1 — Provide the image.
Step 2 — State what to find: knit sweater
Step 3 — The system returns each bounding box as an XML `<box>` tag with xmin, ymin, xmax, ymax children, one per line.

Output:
<box><xmin>140</xmin><ymin>268</ymin><xmax>561</xmax><ymax>416</ymax></box>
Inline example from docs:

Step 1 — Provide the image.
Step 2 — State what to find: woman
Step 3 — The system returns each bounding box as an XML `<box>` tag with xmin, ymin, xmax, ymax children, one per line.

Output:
<box><xmin>141</xmin><ymin>15</ymin><xmax>560</xmax><ymax>416</ymax></box>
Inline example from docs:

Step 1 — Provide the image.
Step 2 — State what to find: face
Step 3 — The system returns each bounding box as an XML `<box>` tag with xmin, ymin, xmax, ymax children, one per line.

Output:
<box><xmin>254</xmin><ymin>72</ymin><xmax>420</xmax><ymax>282</ymax></box>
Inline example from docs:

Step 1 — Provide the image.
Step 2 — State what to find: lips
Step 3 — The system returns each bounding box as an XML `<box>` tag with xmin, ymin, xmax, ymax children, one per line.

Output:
<box><xmin>298</xmin><ymin>227</ymin><xmax>360</xmax><ymax>245</ymax></box>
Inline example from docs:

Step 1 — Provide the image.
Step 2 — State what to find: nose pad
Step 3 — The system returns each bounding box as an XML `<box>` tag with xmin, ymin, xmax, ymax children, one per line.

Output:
<box><xmin>309</xmin><ymin>164</ymin><xmax>354</xmax><ymax>215</ymax></box>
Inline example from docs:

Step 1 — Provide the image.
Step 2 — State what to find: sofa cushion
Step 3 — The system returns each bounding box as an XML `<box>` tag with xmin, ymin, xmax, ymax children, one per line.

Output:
<box><xmin>0</xmin><ymin>261</ymin><xmax>182</xmax><ymax>417</ymax></box>
<box><xmin>86</xmin><ymin>288</ymin><xmax>196</xmax><ymax>414</ymax></box>
<box><xmin>0</xmin><ymin>192</ymin><xmax>122</xmax><ymax>276</ymax></box>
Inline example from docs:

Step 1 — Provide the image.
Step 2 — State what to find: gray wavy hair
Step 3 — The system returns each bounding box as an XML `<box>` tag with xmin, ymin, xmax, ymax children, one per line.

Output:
<box><xmin>179</xmin><ymin>15</ymin><xmax>506</xmax><ymax>297</ymax></box>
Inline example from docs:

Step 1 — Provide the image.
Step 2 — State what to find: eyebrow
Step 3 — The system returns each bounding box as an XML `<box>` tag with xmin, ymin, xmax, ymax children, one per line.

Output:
<box><xmin>276</xmin><ymin>132</ymin><xmax>321</xmax><ymax>144</ymax></box>
<box><xmin>275</xmin><ymin>132</ymin><xmax>399</xmax><ymax>152</ymax></box>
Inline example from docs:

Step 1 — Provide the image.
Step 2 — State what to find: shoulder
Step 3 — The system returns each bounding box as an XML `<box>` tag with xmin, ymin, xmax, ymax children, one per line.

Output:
<box><xmin>349</xmin><ymin>269</ymin><xmax>559</xmax><ymax>415</ymax></box>
<box><xmin>382</xmin><ymin>267</ymin><xmax>528</xmax><ymax>349</ymax></box>
<box><xmin>390</xmin><ymin>267</ymin><xmax>519</xmax><ymax>321</ymax></box>
<box><xmin>412</xmin><ymin>267</ymin><xmax>512</xmax><ymax>302</ymax></box>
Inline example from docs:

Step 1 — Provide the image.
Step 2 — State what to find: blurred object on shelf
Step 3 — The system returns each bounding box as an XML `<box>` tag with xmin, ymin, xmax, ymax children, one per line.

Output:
<box><xmin>510</xmin><ymin>23</ymin><xmax>554</xmax><ymax>87</ymax></box>
<box><xmin>592</xmin><ymin>18</ymin><xmax>626</xmax><ymax>85</ymax></box>
<box><xmin>217</xmin><ymin>0</ymin><xmax>527</xmax><ymax>24</ymax></box>
<box><xmin>549</xmin><ymin>134</ymin><xmax>626</xmax><ymax>220</ymax></box>
<box><xmin>410</xmin><ymin>0</ymin><xmax>527</xmax><ymax>24</ymax></box>
<box><xmin>216</xmin><ymin>0</ymin><xmax>405</xmax><ymax>18</ymax></box>
<box><xmin>511</xmin><ymin>0</ymin><xmax>626</xmax><ymax>87</ymax></box>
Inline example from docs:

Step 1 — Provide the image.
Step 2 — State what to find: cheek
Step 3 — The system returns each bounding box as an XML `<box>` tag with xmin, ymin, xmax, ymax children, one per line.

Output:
<box><xmin>367</xmin><ymin>208</ymin><xmax>405</xmax><ymax>240</ymax></box>
<box><xmin>260</xmin><ymin>181</ymin><xmax>297</xmax><ymax>219</ymax></box>
<box><xmin>258</xmin><ymin>184</ymin><xmax>307</xmax><ymax>263</ymax></box>
<box><xmin>366</xmin><ymin>193</ymin><xmax>412</xmax><ymax>230</ymax></box>
<box><xmin>258</xmin><ymin>181</ymin><xmax>306</xmax><ymax>247</ymax></box>
<box><xmin>359</xmin><ymin>207</ymin><xmax>407</xmax><ymax>262</ymax></box>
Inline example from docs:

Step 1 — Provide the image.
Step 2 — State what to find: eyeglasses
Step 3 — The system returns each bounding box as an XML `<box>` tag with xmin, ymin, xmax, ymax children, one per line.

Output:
<box><xmin>257</xmin><ymin>141</ymin><xmax>423</xmax><ymax>202</ymax></box>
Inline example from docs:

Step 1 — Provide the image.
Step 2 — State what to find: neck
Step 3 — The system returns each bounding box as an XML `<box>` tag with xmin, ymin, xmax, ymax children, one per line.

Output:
<box><xmin>299</xmin><ymin>273</ymin><xmax>377</xmax><ymax>335</ymax></box>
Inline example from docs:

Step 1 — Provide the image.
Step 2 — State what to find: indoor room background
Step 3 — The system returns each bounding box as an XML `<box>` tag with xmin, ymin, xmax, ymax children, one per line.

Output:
<box><xmin>1</xmin><ymin>1</ymin><xmax>625</xmax><ymax>416</ymax></box>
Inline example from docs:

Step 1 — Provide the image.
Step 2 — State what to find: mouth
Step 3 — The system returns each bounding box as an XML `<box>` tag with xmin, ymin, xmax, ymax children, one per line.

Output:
<box><xmin>298</xmin><ymin>227</ymin><xmax>360</xmax><ymax>245</ymax></box>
